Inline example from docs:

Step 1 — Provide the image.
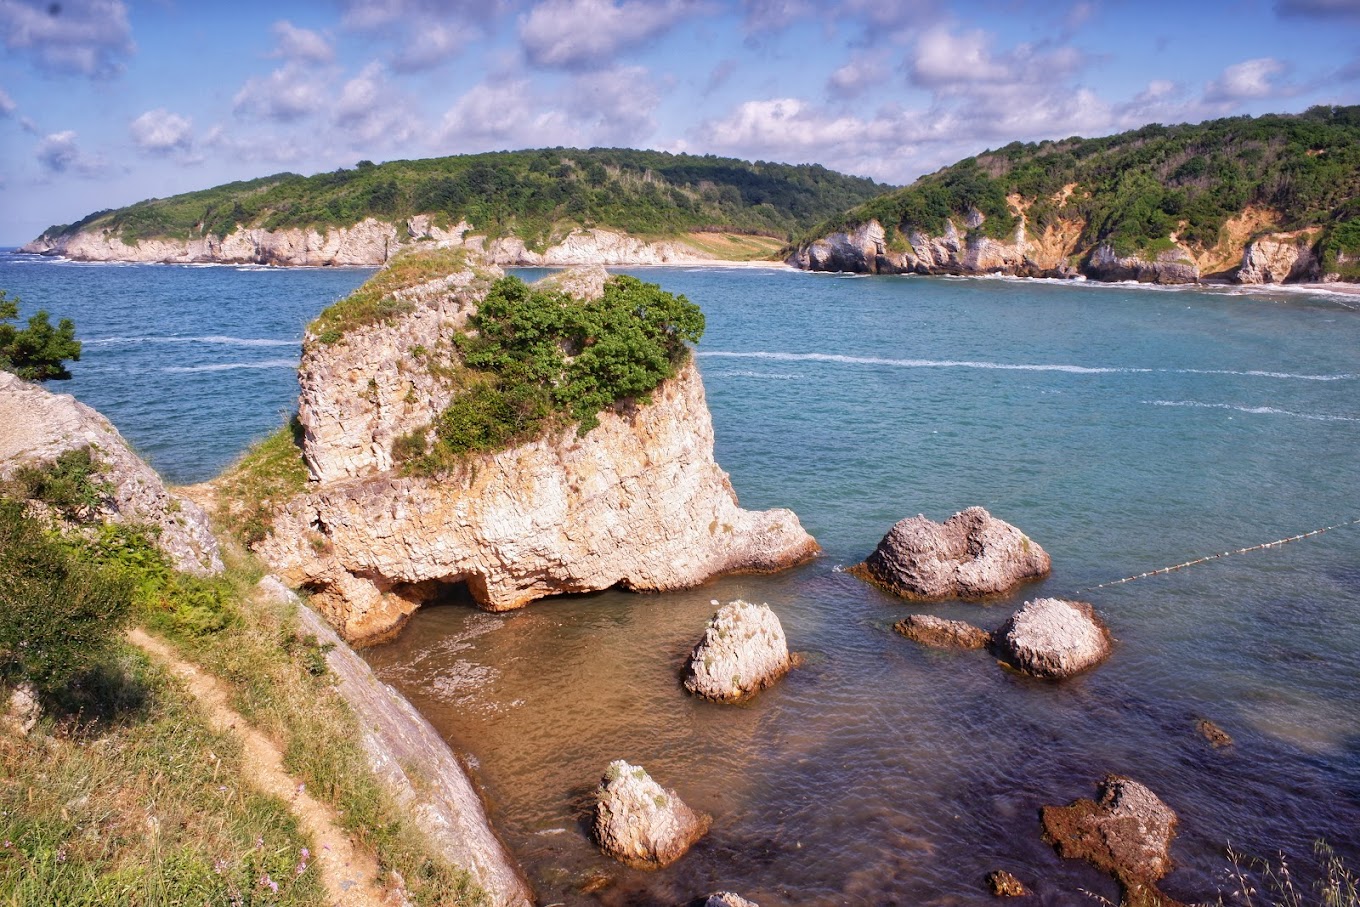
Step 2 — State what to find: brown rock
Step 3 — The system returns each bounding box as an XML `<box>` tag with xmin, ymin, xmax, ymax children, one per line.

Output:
<box><xmin>684</xmin><ymin>600</ymin><xmax>792</xmax><ymax>702</ymax></box>
<box><xmin>995</xmin><ymin>598</ymin><xmax>1112</xmax><ymax>679</ymax></box>
<box><xmin>593</xmin><ymin>760</ymin><xmax>710</xmax><ymax>870</ymax></box>
<box><xmin>850</xmin><ymin>507</ymin><xmax>1051</xmax><ymax>601</ymax></box>
<box><xmin>894</xmin><ymin>614</ymin><xmax>991</xmax><ymax>649</ymax></box>
<box><xmin>986</xmin><ymin>870</ymin><xmax>1029</xmax><ymax>897</ymax></box>
<box><xmin>1196</xmin><ymin>719</ymin><xmax>1233</xmax><ymax>748</ymax></box>
<box><xmin>1042</xmin><ymin>776</ymin><xmax>1183</xmax><ymax>907</ymax></box>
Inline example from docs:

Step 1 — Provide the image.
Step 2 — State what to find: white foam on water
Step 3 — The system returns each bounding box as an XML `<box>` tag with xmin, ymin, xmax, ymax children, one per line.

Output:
<box><xmin>87</xmin><ymin>335</ymin><xmax>298</xmax><ymax>347</ymax></box>
<box><xmin>1144</xmin><ymin>399</ymin><xmax>1360</xmax><ymax>422</ymax></box>
<box><xmin>161</xmin><ymin>359</ymin><xmax>297</xmax><ymax>373</ymax></box>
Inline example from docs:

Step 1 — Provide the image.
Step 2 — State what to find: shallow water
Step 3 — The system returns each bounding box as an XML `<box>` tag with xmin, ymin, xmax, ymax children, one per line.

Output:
<box><xmin>6</xmin><ymin>253</ymin><xmax>1358</xmax><ymax>904</ymax></box>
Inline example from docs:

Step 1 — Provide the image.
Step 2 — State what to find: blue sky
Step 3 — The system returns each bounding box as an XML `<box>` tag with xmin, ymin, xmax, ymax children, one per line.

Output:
<box><xmin>1</xmin><ymin>0</ymin><xmax>1358</xmax><ymax>245</ymax></box>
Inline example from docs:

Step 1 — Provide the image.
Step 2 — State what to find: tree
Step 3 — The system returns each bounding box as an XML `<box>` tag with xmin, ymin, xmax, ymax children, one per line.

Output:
<box><xmin>0</xmin><ymin>290</ymin><xmax>81</xmax><ymax>380</ymax></box>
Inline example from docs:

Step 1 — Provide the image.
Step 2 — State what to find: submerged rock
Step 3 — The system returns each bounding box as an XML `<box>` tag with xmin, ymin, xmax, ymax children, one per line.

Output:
<box><xmin>593</xmin><ymin>760</ymin><xmax>710</xmax><ymax>869</ymax></box>
<box><xmin>850</xmin><ymin>507</ymin><xmax>1050</xmax><ymax>601</ymax></box>
<box><xmin>1042</xmin><ymin>776</ymin><xmax>1182</xmax><ymax>907</ymax></box>
<box><xmin>894</xmin><ymin>614</ymin><xmax>991</xmax><ymax>649</ymax></box>
<box><xmin>995</xmin><ymin>598</ymin><xmax>1112</xmax><ymax>679</ymax></box>
<box><xmin>985</xmin><ymin>870</ymin><xmax>1029</xmax><ymax>897</ymax></box>
<box><xmin>1195</xmin><ymin>718</ymin><xmax>1233</xmax><ymax>748</ymax></box>
<box><xmin>684</xmin><ymin>600</ymin><xmax>793</xmax><ymax>702</ymax></box>
<box><xmin>698</xmin><ymin>894</ymin><xmax>760</xmax><ymax>907</ymax></box>
<box><xmin>0</xmin><ymin>371</ymin><xmax>222</xmax><ymax>575</ymax></box>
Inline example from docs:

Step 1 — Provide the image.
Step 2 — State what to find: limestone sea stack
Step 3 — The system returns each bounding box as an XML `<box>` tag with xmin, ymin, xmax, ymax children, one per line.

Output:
<box><xmin>258</xmin><ymin>255</ymin><xmax>818</xmax><ymax>644</ymax></box>
<box><xmin>684</xmin><ymin>600</ymin><xmax>793</xmax><ymax>702</ymax></box>
<box><xmin>1042</xmin><ymin>776</ymin><xmax>1182</xmax><ymax>907</ymax></box>
<box><xmin>593</xmin><ymin>760</ymin><xmax>711</xmax><ymax>869</ymax></box>
<box><xmin>850</xmin><ymin>507</ymin><xmax>1050</xmax><ymax>601</ymax></box>
<box><xmin>994</xmin><ymin>598</ymin><xmax>1112</xmax><ymax>679</ymax></box>
<box><xmin>0</xmin><ymin>370</ymin><xmax>221</xmax><ymax>575</ymax></box>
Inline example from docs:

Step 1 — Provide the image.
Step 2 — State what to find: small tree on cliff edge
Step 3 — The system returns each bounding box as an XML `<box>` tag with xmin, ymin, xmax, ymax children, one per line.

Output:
<box><xmin>0</xmin><ymin>289</ymin><xmax>81</xmax><ymax>381</ymax></box>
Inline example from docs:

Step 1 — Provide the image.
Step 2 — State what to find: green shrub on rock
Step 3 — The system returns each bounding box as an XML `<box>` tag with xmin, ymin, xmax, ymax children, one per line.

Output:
<box><xmin>0</xmin><ymin>290</ymin><xmax>81</xmax><ymax>381</ymax></box>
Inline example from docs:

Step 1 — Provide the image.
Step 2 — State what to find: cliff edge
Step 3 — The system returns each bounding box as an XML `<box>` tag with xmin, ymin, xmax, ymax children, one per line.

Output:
<box><xmin>258</xmin><ymin>255</ymin><xmax>818</xmax><ymax>644</ymax></box>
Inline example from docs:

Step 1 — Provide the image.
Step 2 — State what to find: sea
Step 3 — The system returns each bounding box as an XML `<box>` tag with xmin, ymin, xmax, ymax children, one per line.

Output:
<box><xmin>4</xmin><ymin>250</ymin><xmax>1359</xmax><ymax>905</ymax></box>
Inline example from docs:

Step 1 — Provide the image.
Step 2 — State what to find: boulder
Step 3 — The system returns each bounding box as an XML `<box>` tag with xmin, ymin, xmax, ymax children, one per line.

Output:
<box><xmin>698</xmin><ymin>894</ymin><xmax>760</xmax><ymax>907</ymax></box>
<box><xmin>593</xmin><ymin>760</ymin><xmax>711</xmax><ymax>869</ymax></box>
<box><xmin>894</xmin><ymin>614</ymin><xmax>991</xmax><ymax>649</ymax></box>
<box><xmin>2</xmin><ymin>684</ymin><xmax>40</xmax><ymax>737</ymax></box>
<box><xmin>0</xmin><ymin>371</ymin><xmax>222</xmax><ymax>575</ymax></box>
<box><xmin>1195</xmin><ymin>719</ymin><xmax>1233</xmax><ymax>748</ymax></box>
<box><xmin>985</xmin><ymin>870</ymin><xmax>1029</xmax><ymax>897</ymax></box>
<box><xmin>994</xmin><ymin>598</ymin><xmax>1111</xmax><ymax>679</ymax></box>
<box><xmin>683</xmin><ymin>600</ymin><xmax>793</xmax><ymax>702</ymax></box>
<box><xmin>1042</xmin><ymin>776</ymin><xmax>1182</xmax><ymax>907</ymax></box>
<box><xmin>850</xmin><ymin>507</ymin><xmax>1050</xmax><ymax>601</ymax></box>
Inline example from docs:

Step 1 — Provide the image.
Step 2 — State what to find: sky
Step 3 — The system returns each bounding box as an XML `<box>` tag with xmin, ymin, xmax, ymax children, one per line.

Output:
<box><xmin>1</xmin><ymin>0</ymin><xmax>1359</xmax><ymax>245</ymax></box>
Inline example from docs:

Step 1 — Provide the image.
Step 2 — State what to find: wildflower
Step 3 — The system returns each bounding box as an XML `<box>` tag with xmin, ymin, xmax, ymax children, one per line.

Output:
<box><xmin>214</xmin><ymin>858</ymin><xmax>228</xmax><ymax>875</ymax></box>
<box><xmin>255</xmin><ymin>836</ymin><xmax>264</xmax><ymax>849</ymax></box>
<box><xmin>258</xmin><ymin>872</ymin><xmax>278</xmax><ymax>893</ymax></box>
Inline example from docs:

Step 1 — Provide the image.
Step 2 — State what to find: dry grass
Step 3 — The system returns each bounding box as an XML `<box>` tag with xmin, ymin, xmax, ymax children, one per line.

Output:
<box><xmin>682</xmin><ymin>231</ymin><xmax>786</xmax><ymax>261</ymax></box>
<box><xmin>309</xmin><ymin>246</ymin><xmax>470</xmax><ymax>343</ymax></box>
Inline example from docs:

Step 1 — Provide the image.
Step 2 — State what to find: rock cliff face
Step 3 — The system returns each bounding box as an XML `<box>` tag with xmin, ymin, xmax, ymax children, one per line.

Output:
<box><xmin>22</xmin><ymin>217</ymin><xmax>716</xmax><ymax>268</ymax></box>
<box><xmin>0</xmin><ymin>371</ymin><xmax>222</xmax><ymax>575</ymax></box>
<box><xmin>1085</xmin><ymin>243</ymin><xmax>1200</xmax><ymax>284</ymax></box>
<box><xmin>259</xmin><ymin>262</ymin><xmax>818</xmax><ymax>644</ymax></box>
<box><xmin>1236</xmin><ymin>234</ymin><xmax>1320</xmax><ymax>283</ymax></box>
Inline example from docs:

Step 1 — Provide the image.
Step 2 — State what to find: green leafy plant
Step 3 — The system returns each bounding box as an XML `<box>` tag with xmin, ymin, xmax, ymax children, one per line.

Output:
<box><xmin>0</xmin><ymin>290</ymin><xmax>81</xmax><ymax>381</ymax></box>
<box><xmin>7</xmin><ymin>446</ymin><xmax>111</xmax><ymax>520</ymax></box>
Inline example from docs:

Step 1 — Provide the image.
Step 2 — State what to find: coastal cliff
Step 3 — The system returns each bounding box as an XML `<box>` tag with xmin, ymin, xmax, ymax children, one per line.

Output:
<box><xmin>258</xmin><ymin>255</ymin><xmax>818</xmax><ymax>644</ymax></box>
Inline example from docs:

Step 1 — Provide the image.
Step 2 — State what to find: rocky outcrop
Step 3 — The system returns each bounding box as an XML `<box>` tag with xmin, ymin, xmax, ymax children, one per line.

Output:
<box><xmin>985</xmin><ymin>870</ymin><xmax>1029</xmax><ymax>897</ymax></box>
<box><xmin>1042</xmin><ymin>776</ymin><xmax>1182</xmax><ymax>907</ymax></box>
<box><xmin>259</xmin><ymin>261</ymin><xmax>818</xmax><ymax>644</ymax></box>
<box><xmin>593</xmin><ymin>760</ymin><xmax>710</xmax><ymax>869</ymax></box>
<box><xmin>698</xmin><ymin>894</ymin><xmax>760</xmax><ymax>907</ymax></box>
<box><xmin>683</xmin><ymin>600</ymin><xmax>793</xmax><ymax>702</ymax></box>
<box><xmin>849</xmin><ymin>507</ymin><xmax>1050</xmax><ymax>601</ymax></box>
<box><xmin>22</xmin><ymin>217</ymin><xmax>717</xmax><ymax>268</ymax></box>
<box><xmin>1236</xmin><ymin>236</ymin><xmax>1320</xmax><ymax>284</ymax></box>
<box><xmin>994</xmin><ymin>598</ymin><xmax>1111</xmax><ymax>679</ymax></box>
<box><xmin>261</xmin><ymin>578</ymin><xmax>534</xmax><ymax>907</ymax></box>
<box><xmin>0</xmin><ymin>371</ymin><xmax>221</xmax><ymax>575</ymax></box>
<box><xmin>894</xmin><ymin>614</ymin><xmax>991</xmax><ymax>649</ymax></box>
<box><xmin>2</xmin><ymin>685</ymin><xmax>40</xmax><ymax>737</ymax></box>
<box><xmin>1084</xmin><ymin>243</ymin><xmax>1199</xmax><ymax>284</ymax></box>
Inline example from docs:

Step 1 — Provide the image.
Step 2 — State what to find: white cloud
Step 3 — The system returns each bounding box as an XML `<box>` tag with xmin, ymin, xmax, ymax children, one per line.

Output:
<box><xmin>518</xmin><ymin>0</ymin><xmax>695</xmax><ymax>70</ymax></box>
<box><xmin>333</xmin><ymin>62</ymin><xmax>419</xmax><ymax>147</ymax></box>
<box><xmin>1275</xmin><ymin>0</ymin><xmax>1360</xmax><ymax>18</ymax></box>
<box><xmin>0</xmin><ymin>0</ymin><xmax>134</xmax><ymax>78</ymax></box>
<box><xmin>34</xmin><ymin>129</ymin><xmax>107</xmax><ymax>176</ymax></box>
<box><xmin>203</xmin><ymin>124</ymin><xmax>309</xmax><ymax>165</ymax></box>
<box><xmin>391</xmin><ymin>23</ymin><xmax>469</xmax><ymax>71</ymax></box>
<box><xmin>0</xmin><ymin>86</ymin><xmax>15</xmax><ymax>116</ymax></box>
<box><xmin>826</xmin><ymin>52</ymin><xmax>889</xmax><ymax>99</ymax></box>
<box><xmin>270</xmin><ymin>20</ymin><xmax>333</xmax><ymax>64</ymax></box>
<box><xmin>565</xmin><ymin>66</ymin><xmax>659</xmax><ymax>145</ymax></box>
<box><xmin>232</xmin><ymin>63</ymin><xmax>328</xmax><ymax>122</ymax></box>
<box><xmin>129</xmin><ymin>108</ymin><xmax>193</xmax><ymax>154</ymax></box>
<box><xmin>908</xmin><ymin>26</ymin><xmax>1087</xmax><ymax>91</ymax></box>
<box><xmin>1204</xmin><ymin>57</ymin><xmax>1292</xmax><ymax>102</ymax></box>
<box><xmin>439</xmin><ymin>79</ymin><xmax>580</xmax><ymax>150</ymax></box>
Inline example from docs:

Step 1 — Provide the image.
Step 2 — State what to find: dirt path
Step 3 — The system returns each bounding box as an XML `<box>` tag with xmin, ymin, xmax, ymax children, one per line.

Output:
<box><xmin>127</xmin><ymin>627</ymin><xmax>398</xmax><ymax>907</ymax></box>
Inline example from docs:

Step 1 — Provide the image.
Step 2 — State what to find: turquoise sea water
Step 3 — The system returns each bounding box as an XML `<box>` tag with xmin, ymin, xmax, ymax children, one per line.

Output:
<box><xmin>5</xmin><ymin>252</ymin><xmax>1359</xmax><ymax>905</ymax></box>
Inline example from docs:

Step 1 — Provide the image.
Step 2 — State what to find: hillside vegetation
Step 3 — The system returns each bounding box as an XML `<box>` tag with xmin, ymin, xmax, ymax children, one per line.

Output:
<box><xmin>804</xmin><ymin>104</ymin><xmax>1360</xmax><ymax>275</ymax></box>
<box><xmin>36</xmin><ymin>148</ymin><xmax>890</xmax><ymax>251</ymax></box>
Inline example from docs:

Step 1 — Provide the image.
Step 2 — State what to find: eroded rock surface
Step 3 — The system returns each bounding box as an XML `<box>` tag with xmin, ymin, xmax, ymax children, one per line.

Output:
<box><xmin>1084</xmin><ymin>243</ymin><xmax>1199</xmax><ymax>284</ymax></box>
<box><xmin>995</xmin><ymin>598</ymin><xmax>1111</xmax><ymax>679</ymax></box>
<box><xmin>2</xmin><ymin>685</ymin><xmax>40</xmax><ymax>737</ymax></box>
<box><xmin>850</xmin><ymin>507</ymin><xmax>1050</xmax><ymax>601</ymax></box>
<box><xmin>684</xmin><ymin>600</ymin><xmax>793</xmax><ymax>702</ymax></box>
<box><xmin>894</xmin><ymin>614</ymin><xmax>991</xmax><ymax>650</ymax></box>
<box><xmin>1236</xmin><ymin>236</ymin><xmax>1319</xmax><ymax>284</ymax></box>
<box><xmin>593</xmin><ymin>760</ymin><xmax>710</xmax><ymax>869</ymax></box>
<box><xmin>698</xmin><ymin>893</ymin><xmax>760</xmax><ymax>907</ymax></box>
<box><xmin>260</xmin><ymin>262</ymin><xmax>818</xmax><ymax>644</ymax></box>
<box><xmin>0</xmin><ymin>371</ymin><xmax>221</xmax><ymax>574</ymax></box>
<box><xmin>1042</xmin><ymin>776</ymin><xmax>1182</xmax><ymax>907</ymax></box>
<box><xmin>985</xmin><ymin>870</ymin><xmax>1029</xmax><ymax>897</ymax></box>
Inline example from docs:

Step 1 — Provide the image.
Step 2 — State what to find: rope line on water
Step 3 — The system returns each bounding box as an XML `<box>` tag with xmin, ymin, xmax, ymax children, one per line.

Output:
<box><xmin>1073</xmin><ymin>517</ymin><xmax>1360</xmax><ymax>595</ymax></box>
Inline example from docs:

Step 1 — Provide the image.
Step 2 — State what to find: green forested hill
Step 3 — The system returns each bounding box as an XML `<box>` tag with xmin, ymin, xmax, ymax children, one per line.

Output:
<box><xmin>37</xmin><ymin>149</ymin><xmax>891</xmax><ymax>250</ymax></box>
<box><xmin>803</xmin><ymin>105</ymin><xmax>1360</xmax><ymax>277</ymax></box>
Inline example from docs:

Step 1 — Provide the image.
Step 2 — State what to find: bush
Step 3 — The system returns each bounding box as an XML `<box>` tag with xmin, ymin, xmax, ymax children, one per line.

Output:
<box><xmin>7</xmin><ymin>446</ymin><xmax>110</xmax><ymax>520</ymax></box>
<box><xmin>0</xmin><ymin>499</ymin><xmax>132</xmax><ymax>702</ymax></box>
<box><xmin>0</xmin><ymin>290</ymin><xmax>81</xmax><ymax>381</ymax></box>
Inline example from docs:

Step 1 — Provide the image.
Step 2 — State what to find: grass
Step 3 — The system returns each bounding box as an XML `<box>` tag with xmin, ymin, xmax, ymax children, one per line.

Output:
<box><xmin>680</xmin><ymin>231</ymin><xmax>786</xmax><ymax>261</ymax></box>
<box><xmin>0</xmin><ymin>652</ymin><xmax>326</xmax><ymax>906</ymax></box>
<box><xmin>307</xmin><ymin>246</ymin><xmax>474</xmax><ymax>344</ymax></box>
<box><xmin>210</xmin><ymin>418</ymin><xmax>311</xmax><ymax>546</ymax></box>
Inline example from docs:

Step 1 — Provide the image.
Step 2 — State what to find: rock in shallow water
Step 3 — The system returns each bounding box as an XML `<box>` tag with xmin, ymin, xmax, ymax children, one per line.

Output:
<box><xmin>985</xmin><ymin>869</ymin><xmax>1029</xmax><ymax>897</ymax></box>
<box><xmin>593</xmin><ymin>760</ymin><xmax>710</xmax><ymax>869</ymax></box>
<box><xmin>850</xmin><ymin>507</ymin><xmax>1050</xmax><ymax>601</ymax></box>
<box><xmin>684</xmin><ymin>600</ymin><xmax>792</xmax><ymax>702</ymax></box>
<box><xmin>1042</xmin><ymin>776</ymin><xmax>1182</xmax><ymax>907</ymax></box>
<box><xmin>894</xmin><ymin>614</ymin><xmax>991</xmax><ymax>649</ymax></box>
<box><xmin>995</xmin><ymin>598</ymin><xmax>1112</xmax><ymax>679</ymax></box>
<box><xmin>697</xmin><ymin>893</ymin><xmax>760</xmax><ymax>907</ymax></box>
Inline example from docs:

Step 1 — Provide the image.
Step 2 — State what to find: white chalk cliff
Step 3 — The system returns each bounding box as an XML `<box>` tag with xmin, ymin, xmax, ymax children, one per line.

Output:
<box><xmin>258</xmin><ymin>257</ymin><xmax>818</xmax><ymax>644</ymax></box>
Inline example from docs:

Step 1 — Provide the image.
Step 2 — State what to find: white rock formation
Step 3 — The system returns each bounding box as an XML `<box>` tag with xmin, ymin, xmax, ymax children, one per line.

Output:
<box><xmin>1236</xmin><ymin>236</ymin><xmax>1319</xmax><ymax>284</ymax></box>
<box><xmin>593</xmin><ymin>760</ymin><xmax>710</xmax><ymax>869</ymax></box>
<box><xmin>259</xmin><ymin>261</ymin><xmax>818</xmax><ymax>644</ymax></box>
<box><xmin>996</xmin><ymin>598</ymin><xmax>1111</xmax><ymax>679</ymax></box>
<box><xmin>0</xmin><ymin>371</ymin><xmax>221</xmax><ymax>574</ymax></box>
<box><xmin>684</xmin><ymin>600</ymin><xmax>793</xmax><ymax>702</ymax></box>
<box><xmin>2</xmin><ymin>685</ymin><xmax>40</xmax><ymax>737</ymax></box>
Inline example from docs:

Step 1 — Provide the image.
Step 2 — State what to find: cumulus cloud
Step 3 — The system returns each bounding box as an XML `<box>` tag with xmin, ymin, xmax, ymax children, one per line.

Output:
<box><xmin>565</xmin><ymin>66</ymin><xmax>659</xmax><ymax>145</ymax></box>
<box><xmin>34</xmin><ymin>130</ymin><xmax>107</xmax><ymax>176</ymax></box>
<box><xmin>203</xmin><ymin>125</ymin><xmax>309</xmax><ymax>165</ymax></box>
<box><xmin>129</xmin><ymin>108</ymin><xmax>193</xmax><ymax>155</ymax></box>
<box><xmin>333</xmin><ymin>61</ymin><xmax>419</xmax><ymax>147</ymax></box>
<box><xmin>233</xmin><ymin>63</ymin><xmax>328</xmax><ymax>122</ymax></box>
<box><xmin>1204</xmin><ymin>57</ymin><xmax>1292</xmax><ymax>102</ymax></box>
<box><xmin>270</xmin><ymin>20</ymin><xmax>333</xmax><ymax>64</ymax></box>
<box><xmin>1274</xmin><ymin>0</ymin><xmax>1360</xmax><ymax>18</ymax></box>
<box><xmin>0</xmin><ymin>0</ymin><xmax>134</xmax><ymax>77</ymax></box>
<box><xmin>341</xmin><ymin>0</ymin><xmax>497</xmax><ymax>69</ymax></box>
<box><xmin>439</xmin><ymin>79</ymin><xmax>580</xmax><ymax>150</ymax></box>
<box><xmin>826</xmin><ymin>52</ymin><xmax>889</xmax><ymax>99</ymax></box>
<box><xmin>518</xmin><ymin>0</ymin><xmax>696</xmax><ymax>70</ymax></box>
<box><xmin>908</xmin><ymin>26</ymin><xmax>1087</xmax><ymax>90</ymax></box>
<box><xmin>0</xmin><ymin>86</ymin><xmax>15</xmax><ymax>116</ymax></box>
<box><xmin>391</xmin><ymin>23</ymin><xmax>469</xmax><ymax>71</ymax></box>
